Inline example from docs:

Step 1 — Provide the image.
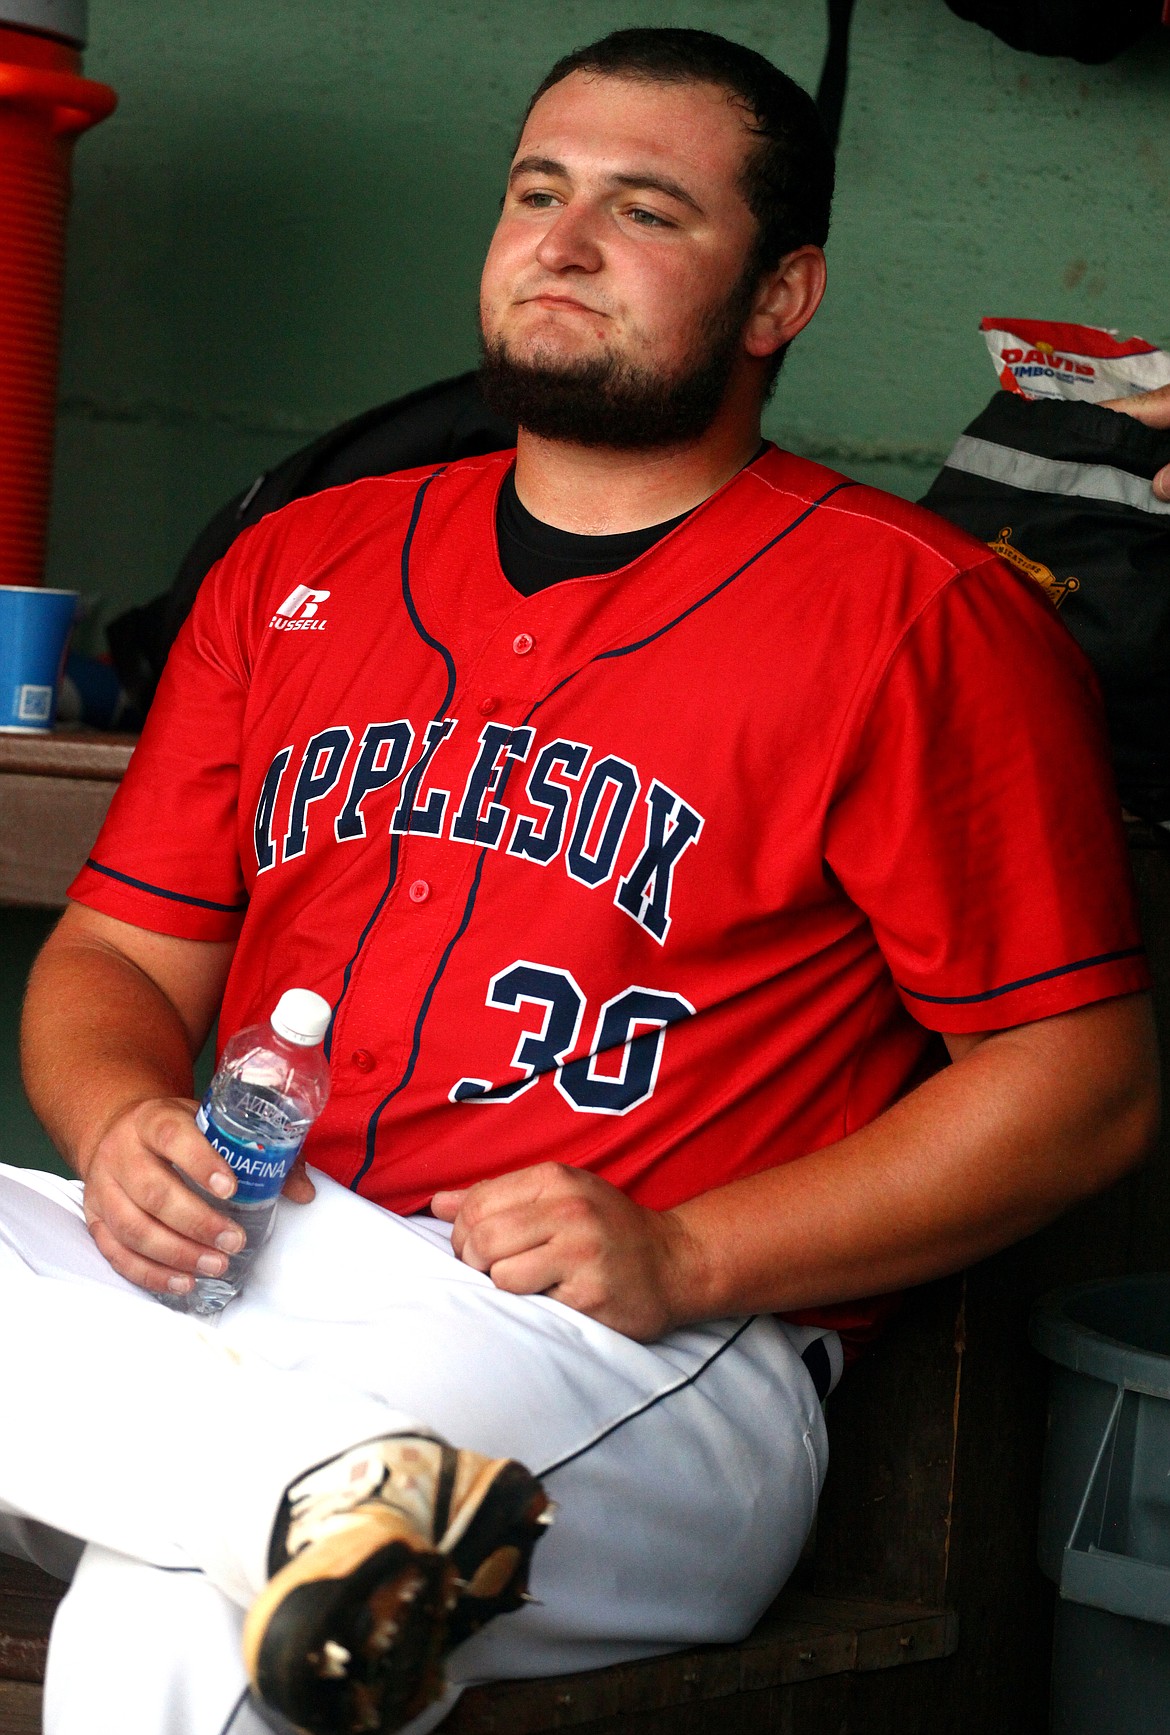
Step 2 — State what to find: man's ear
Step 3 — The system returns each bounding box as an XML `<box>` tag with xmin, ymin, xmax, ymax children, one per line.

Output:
<box><xmin>743</xmin><ymin>245</ymin><xmax>827</xmax><ymax>360</ymax></box>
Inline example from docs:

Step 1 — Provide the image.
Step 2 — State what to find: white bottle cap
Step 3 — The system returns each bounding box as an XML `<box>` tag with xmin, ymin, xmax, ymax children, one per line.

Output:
<box><xmin>270</xmin><ymin>989</ymin><xmax>331</xmax><ymax>1046</ymax></box>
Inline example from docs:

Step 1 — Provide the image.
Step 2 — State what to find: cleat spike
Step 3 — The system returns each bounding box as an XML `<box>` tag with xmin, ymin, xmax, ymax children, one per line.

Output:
<box><xmin>367</xmin><ymin>1618</ymin><xmax>399</xmax><ymax>1654</ymax></box>
<box><xmin>249</xmin><ymin>1442</ymin><xmax>552</xmax><ymax>1730</ymax></box>
<box><xmin>519</xmin><ymin>1592</ymin><xmax>543</xmax><ymax>1606</ymax></box>
<box><xmin>314</xmin><ymin>1639</ymin><xmax>351</xmax><ymax>1679</ymax></box>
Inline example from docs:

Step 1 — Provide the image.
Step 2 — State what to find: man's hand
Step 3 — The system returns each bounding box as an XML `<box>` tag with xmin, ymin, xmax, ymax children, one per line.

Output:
<box><xmin>20</xmin><ymin>902</ymin><xmax>317</xmax><ymax>1298</ymax></box>
<box><xmin>78</xmin><ymin>1097</ymin><xmax>317</xmax><ymax>1299</ymax></box>
<box><xmin>431</xmin><ymin>1163</ymin><xmax>700</xmax><ymax>1342</ymax></box>
<box><xmin>80</xmin><ymin>1097</ymin><xmax>241</xmax><ymax>1297</ymax></box>
<box><xmin>1101</xmin><ymin>380</ymin><xmax>1170</xmax><ymax>500</ymax></box>
<box><xmin>437</xmin><ymin>996</ymin><xmax>1156</xmax><ymax>1339</ymax></box>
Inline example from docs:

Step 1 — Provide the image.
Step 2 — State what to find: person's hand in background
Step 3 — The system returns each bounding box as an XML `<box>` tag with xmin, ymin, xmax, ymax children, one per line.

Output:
<box><xmin>1101</xmin><ymin>381</ymin><xmax>1170</xmax><ymax>501</ymax></box>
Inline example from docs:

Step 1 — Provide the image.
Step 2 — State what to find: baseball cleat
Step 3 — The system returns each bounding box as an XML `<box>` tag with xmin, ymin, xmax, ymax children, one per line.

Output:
<box><xmin>242</xmin><ymin>1435</ymin><xmax>551</xmax><ymax>1734</ymax></box>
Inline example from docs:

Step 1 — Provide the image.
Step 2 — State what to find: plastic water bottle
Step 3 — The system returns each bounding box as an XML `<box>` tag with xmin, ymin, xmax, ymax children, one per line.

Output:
<box><xmin>164</xmin><ymin>988</ymin><xmax>331</xmax><ymax>1317</ymax></box>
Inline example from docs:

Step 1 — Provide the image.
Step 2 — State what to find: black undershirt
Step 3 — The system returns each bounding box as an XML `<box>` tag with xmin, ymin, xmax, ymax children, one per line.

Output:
<box><xmin>495</xmin><ymin>446</ymin><xmax>769</xmax><ymax>594</ymax></box>
<box><xmin>495</xmin><ymin>467</ymin><xmax>690</xmax><ymax>595</ymax></box>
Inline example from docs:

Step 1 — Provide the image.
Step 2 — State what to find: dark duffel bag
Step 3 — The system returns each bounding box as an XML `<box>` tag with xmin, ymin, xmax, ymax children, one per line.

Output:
<box><xmin>921</xmin><ymin>392</ymin><xmax>1170</xmax><ymax>824</ymax></box>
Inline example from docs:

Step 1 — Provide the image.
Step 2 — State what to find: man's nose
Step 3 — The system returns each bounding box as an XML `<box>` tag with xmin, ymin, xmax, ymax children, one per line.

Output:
<box><xmin>534</xmin><ymin>201</ymin><xmax>604</xmax><ymax>274</ymax></box>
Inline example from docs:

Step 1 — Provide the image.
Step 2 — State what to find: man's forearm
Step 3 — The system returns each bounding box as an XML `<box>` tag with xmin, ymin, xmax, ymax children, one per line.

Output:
<box><xmin>20</xmin><ymin>905</ymin><xmax>252</xmax><ymax>1297</ymax></box>
<box><xmin>665</xmin><ymin>993</ymin><xmax>1159</xmax><ymax>1322</ymax></box>
<box><xmin>22</xmin><ymin>926</ymin><xmax>199</xmax><ymax>1175</ymax></box>
<box><xmin>21</xmin><ymin>904</ymin><xmax>233</xmax><ymax>1177</ymax></box>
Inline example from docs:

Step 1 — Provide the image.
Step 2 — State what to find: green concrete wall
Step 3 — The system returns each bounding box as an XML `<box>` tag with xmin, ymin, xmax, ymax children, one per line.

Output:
<box><xmin>2</xmin><ymin>913</ymin><xmax>63</xmax><ymax>1171</ymax></box>
<box><xmin>48</xmin><ymin>0</ymin><xmax>1170</xmax><ymax>624</ymax></box>
<box><xmin>3</xmin><ymin>0</ymin><xmax>1167</xmax><ymax>1171</ymax></box>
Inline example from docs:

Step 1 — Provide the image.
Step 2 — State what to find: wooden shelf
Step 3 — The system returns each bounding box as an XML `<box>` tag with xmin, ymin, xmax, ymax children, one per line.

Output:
<box><xmin>0</xmin><ymin>728</ymin><xmax>136</xmax><ymax>781</ymax></box>
<box><xmin>0</xmin><ymin>728</ymin><xmax>136</xmax><ymax>908</ymax></box>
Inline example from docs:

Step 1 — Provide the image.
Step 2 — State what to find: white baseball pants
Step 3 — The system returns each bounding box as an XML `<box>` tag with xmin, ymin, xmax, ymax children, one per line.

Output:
<box><xmin>0</xmin><ymin>1161</ymin><xmax>837</xmax><ymax>1735</ymax></box>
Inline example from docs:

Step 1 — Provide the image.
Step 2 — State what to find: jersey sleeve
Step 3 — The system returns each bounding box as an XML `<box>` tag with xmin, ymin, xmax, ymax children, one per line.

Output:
<box><xmin>68</xmin><ymin>544</ymin><xmax>254</xmax><ymax>942</ymax></box>
<box><xmin>823</xmin><ymin>556</ymin><xmax>1150</xmax><ymax>1033</ymax></box>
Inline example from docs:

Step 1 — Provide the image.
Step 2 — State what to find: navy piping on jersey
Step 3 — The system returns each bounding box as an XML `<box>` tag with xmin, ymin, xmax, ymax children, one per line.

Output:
<box><xmin>600</xmin><ymin>484</ymin><xmax>855</xmax><ymax>660</ymax></box>
<box><xmin>326</xmin><ymin>466</ymin><xmax>454</xmax><ymax>1065</ymax></box>
<box><xmin>529</xmin><ymin>480</ymin><xmax>858</xmax><ymax>724</ymax></box>
<box><xmin>397</xmin><ymin>467</ymin><xmax>457</xmax><ymax>696</ymax></box>
<box><xmin>899</xmin><ymin>945</ymin><xmax>1145</xmax><ymax>1006</ymax></box>
<box><xmin>349</xmin><ymin>477</ymin><xmax>853</xmax><ymax>1194</ymax></box>
<box><xmin>83</xmin><ymin>857</ymin><xmax>248</xmax><ymax>914</ymax></box>
<box><xmin>351</xmin><ymin>849</ymin><xmax>490</xmax><ymax>1188</ymax></box>
<box><xmin>535</xmin><ymin>1317</ymin><xmax>756</xmax><ymax>1479</ymax></box>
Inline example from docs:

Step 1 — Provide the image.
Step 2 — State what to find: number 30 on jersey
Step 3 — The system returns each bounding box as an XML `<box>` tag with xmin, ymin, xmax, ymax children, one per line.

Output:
<box><xmin>451</xmin><ymin>961</ymin><xmax>695</xmax><ymax>1116</ymax></box>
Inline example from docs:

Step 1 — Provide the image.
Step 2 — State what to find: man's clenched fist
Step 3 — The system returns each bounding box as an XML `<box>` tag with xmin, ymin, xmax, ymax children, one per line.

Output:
<box><xmin>432</xmin><ymin>1161</ymin><xmax>701</xmax><ymax>1342</ymax></box>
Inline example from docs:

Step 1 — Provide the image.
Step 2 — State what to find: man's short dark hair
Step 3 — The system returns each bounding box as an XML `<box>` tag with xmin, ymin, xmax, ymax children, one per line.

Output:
<box><xmin>522</xmin><ymin>27</ymin><xmax>835</xmax><ymax>284</ymax></box>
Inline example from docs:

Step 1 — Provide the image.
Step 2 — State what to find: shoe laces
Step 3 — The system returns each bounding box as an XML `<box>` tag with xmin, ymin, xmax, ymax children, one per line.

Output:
<box><xmin>284</xmin><ymin>1440</ymin><xmax>440</xmax><ymax>1559</ymax></box>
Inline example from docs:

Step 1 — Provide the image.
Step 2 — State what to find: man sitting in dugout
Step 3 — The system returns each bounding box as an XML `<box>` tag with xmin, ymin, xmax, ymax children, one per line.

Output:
<box><xmin>2</xmin><ymin>25</ymin><xmax>1158</xmax><ymax>1735</ymax></box>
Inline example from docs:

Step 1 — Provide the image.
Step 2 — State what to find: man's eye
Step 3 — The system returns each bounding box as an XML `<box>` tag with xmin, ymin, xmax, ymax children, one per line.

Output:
<box><xmin>521</xmin><ymin>191</ymin><xmax>560</xmax><ymax>209</ymax></box>
<box><xmin>628</xmin><ymin>207</ymin><xmax>670</xmax><ymax>229</ymax></box>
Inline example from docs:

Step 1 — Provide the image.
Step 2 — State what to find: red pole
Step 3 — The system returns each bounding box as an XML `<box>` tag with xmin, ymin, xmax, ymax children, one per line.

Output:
<box><xmin>0</xmin><ymin>14</ymin><xmax>115</xmax><ymax>586</ymax></box>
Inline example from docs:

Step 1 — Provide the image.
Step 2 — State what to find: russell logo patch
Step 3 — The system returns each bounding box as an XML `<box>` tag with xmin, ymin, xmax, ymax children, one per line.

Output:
<box><xmin>271</xmin><ymin>585</ymin><xmax>331</xmax><ymax>632</ymax></box>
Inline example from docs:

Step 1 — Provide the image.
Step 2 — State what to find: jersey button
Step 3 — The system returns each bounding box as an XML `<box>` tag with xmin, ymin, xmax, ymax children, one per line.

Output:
<box><xmin>512</xmin><ymin>632</ymin><xmax>535</xmax><ymax>656</ymax></box>
<box><xmin>351</xmin><ymin>1049</ymin><xmax>375</xmax><ymax>1073</ymax></box>
<box><xmin>408</xmin><ymin>878</ymin><xmax>431</xmax><ymax>903</ymax></box>
<box><xmin>478</xmin><ymin>696</ymin><xmax>500</xmax><ymax>716</ymax></box>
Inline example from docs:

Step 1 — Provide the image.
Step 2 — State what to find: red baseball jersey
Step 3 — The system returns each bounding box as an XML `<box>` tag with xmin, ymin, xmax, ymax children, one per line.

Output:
<box><xmin>70</xmin><ymin>447</ymin><xmax>1149</xmax><ymax>1347</ymax></box>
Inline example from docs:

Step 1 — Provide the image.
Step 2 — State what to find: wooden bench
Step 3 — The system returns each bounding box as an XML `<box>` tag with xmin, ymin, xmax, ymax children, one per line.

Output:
<box><xmin>0</xmin><ymin>1554</ymin><xmax>956</xmax><ymax>1735</ymax></box>
<box><xmin>1</xmin><ymin>738</ymin><xmax>1167</xmax><ymax>1732</ymax></box>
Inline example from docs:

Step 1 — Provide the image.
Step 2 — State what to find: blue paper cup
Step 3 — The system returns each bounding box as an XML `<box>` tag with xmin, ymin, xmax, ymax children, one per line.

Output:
<box><xmin>0</xmin><ymin>586</ymin><xmax>79</xmax><ymax>734</ymax></box>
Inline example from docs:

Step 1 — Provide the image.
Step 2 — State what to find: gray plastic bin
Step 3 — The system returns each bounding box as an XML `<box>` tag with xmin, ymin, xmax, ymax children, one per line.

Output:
<box><xmin>1031</xmin><ymin>1275</ymin><xmax>1170</xmax><ymax>1734</ymax></box>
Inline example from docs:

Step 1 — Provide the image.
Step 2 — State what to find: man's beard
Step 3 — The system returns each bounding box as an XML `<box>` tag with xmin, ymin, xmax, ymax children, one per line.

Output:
<box><xmin>478</xmin><ymin>270</ymin><xmax>764</xmax><ymax>450</ymax></box>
